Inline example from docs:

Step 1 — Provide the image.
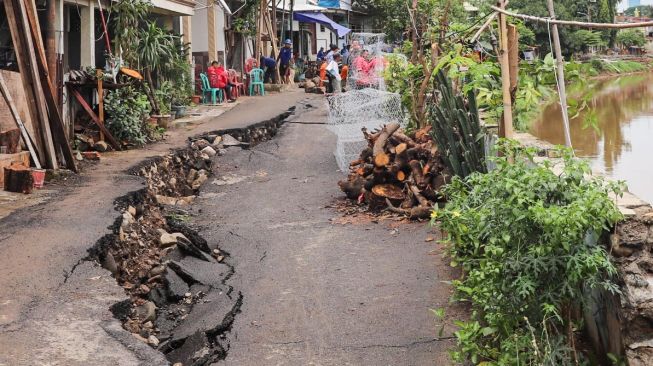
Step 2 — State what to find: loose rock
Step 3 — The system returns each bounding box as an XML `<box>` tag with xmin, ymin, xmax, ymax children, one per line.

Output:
<box><xmin>136</xmin><ymin>301</ymin><xmax>156</xmax><ymax>323</ymax></box>
<box><xmin>159</xmin><ymin>231</ymin><xmax>179</xmax><ymax>248</ymax></box>
<box><xmin>147</xmin><ymin>335</ymin><xmax>160</xmax><ymax>346</ymax></box>
<box><xmin>121</xmin><ymin>212</ymin><xmax>134</xmax><ymax>230</ymax></box>
<box><xmin>201</xmin><ymin>146</ymin><xmax>217</xmax><ymax>157</ymax></box>
<box><xmin>191</xmin><ymin>139</ymin><xmax>210</xmax><ymax>150</ymax></box>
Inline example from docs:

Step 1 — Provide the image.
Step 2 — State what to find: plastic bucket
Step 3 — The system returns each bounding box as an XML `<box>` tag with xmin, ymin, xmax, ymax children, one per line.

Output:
<box><xmin>32</xmin><ymin>169</ymin><xmax>45</xmax><ymax>189</ymax></box>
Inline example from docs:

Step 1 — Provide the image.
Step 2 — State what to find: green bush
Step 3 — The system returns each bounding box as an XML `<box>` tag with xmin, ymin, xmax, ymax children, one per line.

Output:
<box><xmin>434</xmin><ymin>140</ymin><xmax>624</xmax><ymax>365</ymax></box>
<box><xmin>105</xmin><ymin>86</ymin><xmax>151</xmax><ymax>145</ymax></box>
<box><xmin>616</xmin><ymin>29</ymin><xmax>647</xmax><ymax>49</ymax></box>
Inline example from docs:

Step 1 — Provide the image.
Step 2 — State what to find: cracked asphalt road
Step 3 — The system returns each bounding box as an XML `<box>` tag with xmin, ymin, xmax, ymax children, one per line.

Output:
<box><xmin>191</xmin><ymin>103</ymin><xmax>464</xmax><ymax>365</ymax></box>
<box><xmin>0</xmin><ymin>91</ymin><xmax>308</xmax><ymax>365</ymax></box>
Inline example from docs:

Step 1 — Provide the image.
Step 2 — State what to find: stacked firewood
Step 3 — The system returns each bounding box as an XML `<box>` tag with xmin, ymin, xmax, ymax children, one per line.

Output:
<box><xmin>338</xmin><ymin>123</ymin><xmax>450</xmax><ymax>219</ymax></box>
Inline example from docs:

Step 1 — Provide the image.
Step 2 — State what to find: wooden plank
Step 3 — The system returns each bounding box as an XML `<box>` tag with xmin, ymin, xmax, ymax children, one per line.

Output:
<box><xmin>3</xmin><ymin>0</ymin><xmax>45</xmax><ymax>165</ymax></box>
<box><xmin>7</xmin><ymin>0</ymin><xmax>58</xmax><ymax>169</ymax></box>
<box><xmin>70</xmin><ymin>88</ymin><xmax>122</xmax><ymax>151</ymax></box>
<box><xmin>23</xmin><ymin>0</ymin><xmax>78</xmax><ymax>171</ymax></box>
<box><xmin>0</xmin><ymin>73</ymin><xmax>41</xmax><ymax>169</ymax></box>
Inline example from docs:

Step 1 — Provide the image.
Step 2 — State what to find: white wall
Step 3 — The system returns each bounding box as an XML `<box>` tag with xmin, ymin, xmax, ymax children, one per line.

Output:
<box><xmin>192</xmin><ymin>8</ymin><xmax>209</xmax><ymax>52</ymax></box>
<box><xmin>191</xmin><ymin>6</ymin><xmax>227</xmax><ymax>61</ymax></box>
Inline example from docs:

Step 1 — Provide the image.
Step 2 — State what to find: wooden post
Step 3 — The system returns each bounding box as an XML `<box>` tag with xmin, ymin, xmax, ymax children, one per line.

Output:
<box><xmin>97</xmin><ymin>69</ymin><xmax>105</xmax><ymax>141</ymax></box>
<box><xmin>545</xmin><ymin>0</ymin><xmax>573</xmax><ymax>148</ymax></box>
<box><xmin>45</xmin><ymin>0</ymin><xmax>57</xmax><ymax>99</ymax></box>
<box><xmin>507</xmin><ymin>24</ymin><xmax>519</xmax><ymax>92</ymax></box>
<box><xmin>497</xmin><ymin>0</ymin><xmax>514</xmax><ymax>138</ymax></box>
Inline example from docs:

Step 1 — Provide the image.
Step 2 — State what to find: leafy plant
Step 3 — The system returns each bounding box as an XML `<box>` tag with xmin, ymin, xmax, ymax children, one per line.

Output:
<box><xmin>110</xmin><ymin>0</ymin><xmax>151</xmax><ymax>66</ymax></box>
<box><xmin>105</xmin><ymin>86</ymin><xmax>151</xmax><ymax>145</ymax></box>
<box><xmin>433</xmin><ymin>139</ymin><xmax>625</xmax><ymax>365</ymax></box>
<box><xmin>154</xmin><ymin>80</ymin><xmax>173</xmax><ymax>115</ymax></box>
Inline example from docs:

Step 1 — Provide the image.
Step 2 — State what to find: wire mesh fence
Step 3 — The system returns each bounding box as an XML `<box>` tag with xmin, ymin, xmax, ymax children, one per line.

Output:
<box><xmin>347</xmin><ymin>32</ymin><xmax>389</xmax><ymax>91</ymax></box>
<box><xmin>327</xmin><ymin>88</ymin><xmax>407</xmax><ymax>171</ymax></box>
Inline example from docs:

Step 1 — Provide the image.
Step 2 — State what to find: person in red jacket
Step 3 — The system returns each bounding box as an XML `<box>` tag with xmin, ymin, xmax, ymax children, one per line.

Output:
<box><xmin>207</xmin><ymin>61</ymin><xmax>236</xmax><ymax>102</ymax></box>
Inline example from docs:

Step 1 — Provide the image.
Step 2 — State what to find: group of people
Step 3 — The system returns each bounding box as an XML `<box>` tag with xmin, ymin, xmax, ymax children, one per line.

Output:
<box><xmin>318</xmin><ymin>42</ymin><xmax>382</xmax><ymax>93</ymax></box>
<box><xmin>258</xmin><ymin>39</ymin><xmax>294</xmax><ymax>84</ymax></box>
<box><xmin>205</xmin><ymin>39</ymin><xmax>295</xmax><ymax>101</ymax></box>
<box><xmin>205</xmin><ymin>38</ymin><xmax>383</xmax><ymax>98</ymax></box>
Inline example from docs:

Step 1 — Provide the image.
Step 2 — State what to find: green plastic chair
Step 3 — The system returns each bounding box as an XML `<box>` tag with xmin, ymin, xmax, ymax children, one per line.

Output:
<box><xmin>249</xmin><ymin>68</ymin><xmax>265</xmax><ymax>96</ymax></box>
<box><xmin>200</xmin><ymin>73</ymin><xmax>223</xmax><ymax>104</ymax></box>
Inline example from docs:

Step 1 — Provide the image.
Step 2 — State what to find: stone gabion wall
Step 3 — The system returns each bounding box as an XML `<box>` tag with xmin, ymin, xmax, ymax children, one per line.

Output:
<box><xmin>609</xmin><ymin>196</ymin><xmax>653</xmax><ymax>366</ymax></box>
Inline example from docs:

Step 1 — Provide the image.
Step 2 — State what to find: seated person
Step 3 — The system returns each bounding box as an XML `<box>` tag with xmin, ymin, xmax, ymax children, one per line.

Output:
<box><xmin>207</xmin><ymin>61</ymin><xmax>235</xmax><ymax>102</ymax></box>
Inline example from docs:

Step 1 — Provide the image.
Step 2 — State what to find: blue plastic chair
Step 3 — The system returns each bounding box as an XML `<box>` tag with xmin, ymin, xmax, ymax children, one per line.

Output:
<box><xmin>200</xmin><ymin>73</ymin><xmax>223</xmax><ymax>104</ymax></box>
<box><xmin>249</xmin><ymin>68</ymin><xmax>265</xmax><ymax>96</ymax></box>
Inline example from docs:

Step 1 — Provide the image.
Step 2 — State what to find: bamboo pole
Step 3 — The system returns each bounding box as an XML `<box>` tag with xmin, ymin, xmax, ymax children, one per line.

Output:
<box><xmin>470</xmin><ymin>13</ymin><xmax>498</xmax><ymax>43</ymax></box>
<box><xmin>545</xmin><ymin>0</ymin><xmax>573</xmax><ymax>148</ymax></box>
<box><xmin>491</xmin><ymin>5</ymin><xmax>653</xmax><ymax>29</ymax></box>
<box><xmin>497</xmin><ymin>0</ymin><xmax>514</xmax><ymax>138</ymax></box>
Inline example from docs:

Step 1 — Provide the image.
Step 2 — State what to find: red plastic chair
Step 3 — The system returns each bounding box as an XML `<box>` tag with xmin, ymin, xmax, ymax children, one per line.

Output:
<box><xmin>228</xmin><ymin>69</ymin><xmax>246</xmax><ymax>98</ymax></box>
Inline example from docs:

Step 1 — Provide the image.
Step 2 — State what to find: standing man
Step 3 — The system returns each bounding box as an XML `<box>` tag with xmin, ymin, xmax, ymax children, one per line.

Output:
<box><xmin>326</xmin><ymin>53</ymin><xmax>342</xmax><ymax>94</ymax></box>
<box><xmin>325</xmin><ymin>44</ymin><xmax>339</xmax><ymax>63</ymax></box>
<box><xmin>260</xmin><ymin>55</ymin><xmax>277</xmax><ymax>84</ymax></box>
<box><xmin>278</xmin><ymin>39</ymin><xmax>293</xmax><ymax>84</ymax></box>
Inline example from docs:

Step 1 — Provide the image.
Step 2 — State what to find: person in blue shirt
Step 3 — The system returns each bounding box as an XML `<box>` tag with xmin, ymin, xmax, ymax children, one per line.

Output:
<box><xmin>316</xmin><ymin>47</ymin><xmax>325</xmax><ymax>61</ymax></box>
<box><xmin>260</xmin><ymin>56</ymin><xmax>277</xmax><ymax>83</ymax></box>
<box><xmin>278</xmin><ymin>39</ymin><xmax>293</xmax><ymax>84</ymax></box>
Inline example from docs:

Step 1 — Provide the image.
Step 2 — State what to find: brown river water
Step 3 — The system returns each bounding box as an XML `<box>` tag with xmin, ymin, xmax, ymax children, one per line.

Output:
<box><xmin>530</xmin><ymin>73</ymin><xmax>653</xmax><ymax>204</ymax></box>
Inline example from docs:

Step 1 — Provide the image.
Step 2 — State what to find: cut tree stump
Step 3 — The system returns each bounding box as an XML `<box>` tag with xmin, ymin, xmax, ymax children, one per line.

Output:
<box><xmin>3</xmin><ymin>162</ymin><xmax>33</xmax><ymax>193</ymax></box>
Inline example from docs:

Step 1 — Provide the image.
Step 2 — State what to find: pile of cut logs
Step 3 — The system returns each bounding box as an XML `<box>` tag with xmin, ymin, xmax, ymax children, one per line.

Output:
<box><xmin>338</xmin><ymin>123</ymin><xmax>450</xmax><ymax>219</ymax></box>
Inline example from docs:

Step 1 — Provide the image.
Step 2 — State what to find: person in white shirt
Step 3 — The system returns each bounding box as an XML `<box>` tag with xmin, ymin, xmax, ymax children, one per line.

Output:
<box><xmin>326</xmin><ymin>53</ymin><xmax>342</xmax><ymax>93</ymax></box>
<box><xmin>325</xmin><ymin>44</ymin><xmax>339</xmax><ymax>63</ymax></box>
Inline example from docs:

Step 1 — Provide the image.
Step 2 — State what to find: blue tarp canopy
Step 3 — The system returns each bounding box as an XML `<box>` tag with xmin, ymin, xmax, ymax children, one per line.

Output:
<box><xmin>293</xmin><ymin>12</ymin><xmax>351</xmax><ymax>38</ymax></box>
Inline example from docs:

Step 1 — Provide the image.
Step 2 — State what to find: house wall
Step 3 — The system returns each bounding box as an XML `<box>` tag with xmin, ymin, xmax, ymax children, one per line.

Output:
<box><xmin>191</xmin><ymin>5</ymin><xmax>227</xmax><ymax>61</ymax></box>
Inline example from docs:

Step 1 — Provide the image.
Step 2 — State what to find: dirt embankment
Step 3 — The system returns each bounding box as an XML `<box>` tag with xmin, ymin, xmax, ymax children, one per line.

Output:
<box><xmin>85</xmin><ymin>108</ymin><xmax>294</xmax><ymax>365</ymax></box>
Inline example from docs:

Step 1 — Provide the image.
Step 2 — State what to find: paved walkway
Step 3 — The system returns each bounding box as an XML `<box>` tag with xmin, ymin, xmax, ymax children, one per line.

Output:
<box><xmin>0</xmin><ymin>90</ymin><xmax>307</xmax><ymax>366</ymax></box>
<box><xmin>191</xmin><ymin>103</ymin><xmax>462</xmax><ymax>365</ymax></box>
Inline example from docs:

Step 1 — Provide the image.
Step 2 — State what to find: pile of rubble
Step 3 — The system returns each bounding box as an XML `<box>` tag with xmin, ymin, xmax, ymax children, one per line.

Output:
<box><xmin>337</xmin><ymin>123</ymin><xmax>449</xmax><ymax>219</ymax></box>
<box><xmin>90</xmin><ymin>148</ymin><xmax>240</xmax><ymax>365</ymax></box>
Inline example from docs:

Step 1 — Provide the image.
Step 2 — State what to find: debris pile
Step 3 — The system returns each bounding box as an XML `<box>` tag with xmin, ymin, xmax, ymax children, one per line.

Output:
<box><xmin>91</xmin><ymin>148</ymin><xmax>240</xmax><ymax>365</ymax></box>
<box><xmin>337</xmin><ymin>123</ymin><xmax>449</xmax><ymax>219</ymax></box>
